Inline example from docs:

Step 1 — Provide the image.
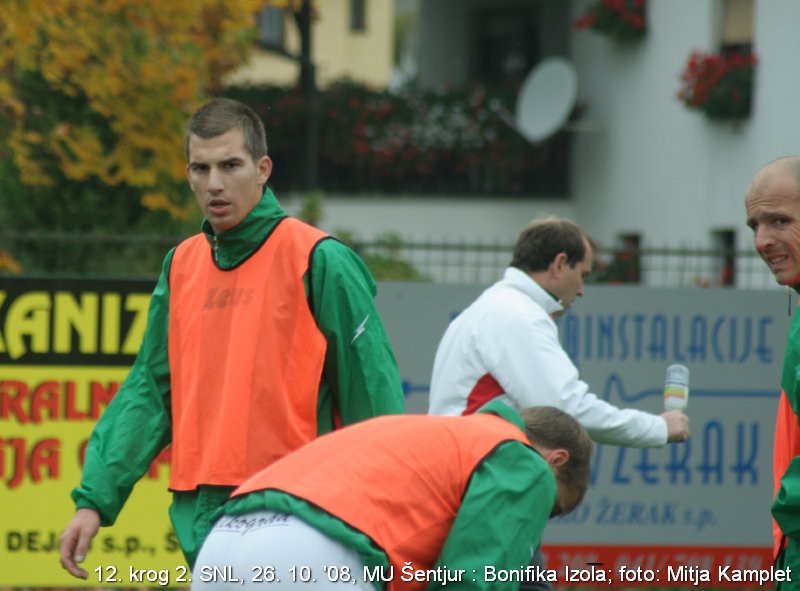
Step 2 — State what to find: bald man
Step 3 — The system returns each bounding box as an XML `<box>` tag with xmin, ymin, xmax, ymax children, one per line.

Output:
<box><xmin>745</xmin><ymin>156</ymin><xmax>800</xmax><ymax>586</ymax></box>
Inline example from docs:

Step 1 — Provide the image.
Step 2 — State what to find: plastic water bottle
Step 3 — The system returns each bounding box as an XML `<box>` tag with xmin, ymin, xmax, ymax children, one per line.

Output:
<box><xmin>663</xmin><ymin>364</ymin><xmax>689</xmax><ymax>411</ymax></box>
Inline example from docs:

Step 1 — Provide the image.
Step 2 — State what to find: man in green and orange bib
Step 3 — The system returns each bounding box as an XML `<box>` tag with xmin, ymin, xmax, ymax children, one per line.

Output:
<box><xmin>192</xmin><ymin>402</ymin><xmax>593</xmax><ymax>591</ymax></box>
<box><xmin>746</xmin><ymin>156</ymin><xmax>800</xmax><ymax>589</ymax></box>
<box><xmin>59</xmin><ymin>99</ymin><xmax>405</xmax><ymax>578</ymax></box>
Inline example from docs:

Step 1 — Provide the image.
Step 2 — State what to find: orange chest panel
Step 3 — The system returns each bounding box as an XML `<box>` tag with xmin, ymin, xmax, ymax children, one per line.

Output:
<box><xmin>168</xmin><ymin>218</ymin><xmax>329</xmax><ymax>490</ymax></box>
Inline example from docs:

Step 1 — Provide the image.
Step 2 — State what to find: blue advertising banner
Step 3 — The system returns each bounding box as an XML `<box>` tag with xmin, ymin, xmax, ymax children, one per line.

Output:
<box><xmin>376</xmin><ymin>283</ymin><xmax>790</xmax><ymax>587</ymax></box>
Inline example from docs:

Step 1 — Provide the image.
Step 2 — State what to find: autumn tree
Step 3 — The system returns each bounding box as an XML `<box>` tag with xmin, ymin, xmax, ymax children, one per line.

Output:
<box><xmin>0</xmin><ymin>0</ymin><xmax>301</xmax><ymax>272</ymax></box>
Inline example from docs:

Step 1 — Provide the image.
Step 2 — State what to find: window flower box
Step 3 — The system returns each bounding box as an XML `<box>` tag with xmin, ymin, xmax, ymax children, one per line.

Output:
<box><xmin>677</xmin><ymin>50</ymin><xmax>757</xmax><ymax>120</ymax></box>
<box><xmin>574</xmin><ymin>0</ymin><xmax>647</xmax><ymax>44</ymax></box>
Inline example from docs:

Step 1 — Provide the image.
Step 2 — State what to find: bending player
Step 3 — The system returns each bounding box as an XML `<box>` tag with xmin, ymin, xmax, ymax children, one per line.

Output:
<box><xmin>192</xmin><ymin>402</ymin><xmax>593</xmax><ymax>590</ymax></box>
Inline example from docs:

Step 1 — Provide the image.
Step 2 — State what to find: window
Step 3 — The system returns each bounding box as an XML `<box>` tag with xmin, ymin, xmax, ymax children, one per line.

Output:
<box><xmin>257</xmin><ymin>6</ymin><xmax>285</xmax><ymax>48</ymax></box>
<box><xmin>350</xmin><ymin>0</ymin><xmax>366</xmax><ymax>32</ymax></box>
<box><xmin>471</xmin><ymin>6</ymin><xmax>540</xmax><ymax>88</ymax></box>
<box><xmin>712</xmin><ymin>229</ymin><xmax>736</xmax><ymax>287</ymax></box>
<box><xmin>721</xmin><ymin>0</ymin><xmax>753</xmax><ymax>56</ymax></box>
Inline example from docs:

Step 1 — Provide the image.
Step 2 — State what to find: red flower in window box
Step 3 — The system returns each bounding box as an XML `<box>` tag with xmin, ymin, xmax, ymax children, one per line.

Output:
<box><xmin>677</xmin><ymin>50</ymin><xmax>757</xmax><ymax>120</ymax></box>
<box><xmin>574</xmin><ymin>0</ymin><xmax>647</xmax><ymax>43</ymax></box>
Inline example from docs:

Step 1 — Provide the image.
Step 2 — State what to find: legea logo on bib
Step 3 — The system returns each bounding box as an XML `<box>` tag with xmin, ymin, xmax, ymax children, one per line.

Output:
<box><xmin>204</xmin><ymin>287</ymin><xmax>255</xmax><ymax>310</ymax></box>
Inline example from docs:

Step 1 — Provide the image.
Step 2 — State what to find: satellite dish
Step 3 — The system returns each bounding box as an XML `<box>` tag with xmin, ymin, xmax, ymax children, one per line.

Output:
<box><xmin>514</xmin><ymin>56</ymin><xmax>579</xmax><ymax>143</ymax></box>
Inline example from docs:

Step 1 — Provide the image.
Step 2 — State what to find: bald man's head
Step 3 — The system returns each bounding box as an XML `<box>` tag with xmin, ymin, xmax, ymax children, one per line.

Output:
<box><xmin>745</xmin><ymin>156</ymin><xmax>800</xmax><ymax>286</ymax></box>
<box><xmin>746</xmin><ymin>157</ymin><xmax>800</xmax><ymax>201</ymax></box>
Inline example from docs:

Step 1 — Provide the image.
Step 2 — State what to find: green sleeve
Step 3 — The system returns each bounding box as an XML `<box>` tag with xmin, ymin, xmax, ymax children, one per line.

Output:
<box><xmin>774</xmin><ymin>457</ymin><xmax>800</xmax><ymax>539</ymax></box>
<box><xmin>428</xmin><ymin>442</ymin><xmax>556</xmax><ymax>591</ymax></box>
<box><xmin>71</xmin><ymin>251</ymin><xmax>175</xmax><ymax>526</ymax></box>
<box><xmin>773</xmin><ymin>311</ymin><xmax>800</xmax><ymax>538</ymax></box>
<box><xmin>309</xmin><ymin>238</ymin><xmax>405</xmax><ymax>429</ymax></box>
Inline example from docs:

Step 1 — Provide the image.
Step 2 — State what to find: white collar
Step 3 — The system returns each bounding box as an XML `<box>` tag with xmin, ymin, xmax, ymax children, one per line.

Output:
<box><xmin>502</xmin><ymin>267</ymin><xmax>564</xmax><ymax>316</ymax></box>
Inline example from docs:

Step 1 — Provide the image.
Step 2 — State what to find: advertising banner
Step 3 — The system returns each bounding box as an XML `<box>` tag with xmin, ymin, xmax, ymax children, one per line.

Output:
<box><xmin>1</xmin><ymin>277</ymin><xmax>791</xmax><ymax>587</ymax></box>
<box><xmin>0</xmin><ymin>277</ymin><xmax>184</xmax><ymax>587</ymax></box>
<box><xmin>377</xmin><ymin>282</ymin><xmax>789</xmax><ymax>588</ymax></box>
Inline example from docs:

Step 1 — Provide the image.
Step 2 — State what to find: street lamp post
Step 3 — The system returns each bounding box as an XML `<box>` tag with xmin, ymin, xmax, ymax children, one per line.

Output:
<box><xmin>297</xmin><ymin>0</ymin><xmax>318</xmax><ymax>191</ymax></box>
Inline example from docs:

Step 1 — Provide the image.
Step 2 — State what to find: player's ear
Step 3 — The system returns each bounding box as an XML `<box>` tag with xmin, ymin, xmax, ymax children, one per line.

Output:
<box><xmin>551</xmin><ymin>252</ymin><xmax>568</xmax><ymax>276</ymax></box>
<box><xmin>545</xmin><ymin>449</ymin><xmax>569</xmax><ymax>468</ymax></box>
<box><xmin>257</xmin><ymin>156</ymin><xmax>273</xmax><ymax>185</ymax></box>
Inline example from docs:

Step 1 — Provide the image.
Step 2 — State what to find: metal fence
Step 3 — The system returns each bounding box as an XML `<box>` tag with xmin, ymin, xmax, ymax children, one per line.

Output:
<box><xmin>0</xmin><ymin>231</ymin><xmax>780</xmax><ymax>290</ymax></box>
<box><xmin>356</xmin><ymin>239</ymin><xmax>780</xmax><ymax>290</ymax></box>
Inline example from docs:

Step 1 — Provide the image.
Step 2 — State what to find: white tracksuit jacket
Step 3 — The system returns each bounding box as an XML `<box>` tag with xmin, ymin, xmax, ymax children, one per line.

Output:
<box><xmin>428</xmin><ymin>267</ymin><xmax>667</xmax><ymax>447</ymax></box>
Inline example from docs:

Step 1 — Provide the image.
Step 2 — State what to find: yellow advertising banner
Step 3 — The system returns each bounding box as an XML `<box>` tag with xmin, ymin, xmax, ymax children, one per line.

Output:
<box><xmin>1</xmin><ymin>278</ymin><xmax>189</xmax><ymax>586</ymax></box>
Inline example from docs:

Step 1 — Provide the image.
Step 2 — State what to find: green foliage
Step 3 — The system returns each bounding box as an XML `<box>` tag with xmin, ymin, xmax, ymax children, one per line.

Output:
<box><xmin>291</xmin><ymin>189</ymin><xmax>428</xmax><ymax>281</ymax></box>
<box><xmin>0</xmin><ymin>70</ymin><xmax>190</xmax><ymax>275</ymax></box>
<box><xmin>296</xmin><ymin>190</ymin><xmax>325</xmax><ymax>227</ymax></box>
<box><xmin>335</xmin><ymin>230</ymin><xmax>429</xmax><ymax>282</ymax></box>
<box><xmin>224</xmin><ymin>78</ymin><xmax>572</xmax><ymax>196</ymax></box>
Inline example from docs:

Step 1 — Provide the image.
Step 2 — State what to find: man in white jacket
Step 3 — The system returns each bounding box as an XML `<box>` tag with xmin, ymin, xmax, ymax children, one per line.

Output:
<box><xmin>428</xmin><ymin>216</ymin><xmax>690</xmax><ymax>590</ymax></box>
<box><xmin>429</xmin><ymin>215</ymin><xmax>689</xmax><ymax>446</ymax></box>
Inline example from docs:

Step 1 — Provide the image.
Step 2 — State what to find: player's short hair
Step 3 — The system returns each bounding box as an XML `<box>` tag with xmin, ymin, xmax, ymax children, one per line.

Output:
<box><xmin>511</xmin><ymin>216</ymin><xmax>595</xmax><ymax>272</ymax></box>
<box><xmin>519</xmin><ymin>405</ymin><xmax>594</xmax><ymax>508</ymax></box>
<box><xmin>185</xmin><ymin>98</ymin><xmax>267</xmax><ymax>162</ymax></box>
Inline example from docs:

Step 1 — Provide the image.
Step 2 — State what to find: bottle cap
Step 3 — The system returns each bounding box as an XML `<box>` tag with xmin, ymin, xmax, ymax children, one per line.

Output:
<box><xmin>665</xmin><ymin>364</ymin><xmax>689</xmax><ymax>387</ymax></box>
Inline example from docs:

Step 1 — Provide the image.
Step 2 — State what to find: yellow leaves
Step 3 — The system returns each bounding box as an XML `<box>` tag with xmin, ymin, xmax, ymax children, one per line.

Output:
<box><xmin>8</xmin><ymin>127</ymin><xmax>54</xmax><ymax>187</ymax></box>
<box><xmin>141</xmin><ymin>191</ymin><xmax>196</xmax><ymax>221</ymax></box>
<box><xmin>0</xmin><ymin>83</ymin><xmax>24</xmax><ymax>118</ymax></box>
<box><xmin>0</xmin><ymin>250</ymin><xmax>23</xmax><ymax>275</ymax></box>
<box><xmin>50</xmin><ymin>123</ymin><xmax>124</xmax><ymax>183</ymax></box>
<box><xmin>0</xmin><ymin>0</ymin><xmax>274</xmax><ymax>219</ymax></box>
<box><xmin>50</xmin><ymin>124</ymin><xmax>104</xmax><ymax>182</ymax></box>
<box><xmin>3</xmin><ymin>1</ymin><xmax>61</xmax><ymax>51</ymax></box>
